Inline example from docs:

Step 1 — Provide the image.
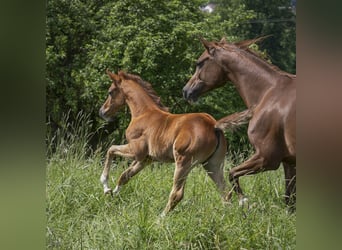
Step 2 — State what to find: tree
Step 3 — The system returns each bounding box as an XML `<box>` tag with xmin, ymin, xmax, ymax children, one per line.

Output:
<box><xmin>236</xmin><ymin>0</ymin><xmax>296</xmax><ymax>73</ymax></box>
<box><xmin>46</xmin><ymin>0</ymin><xmax>257</xmax><ymax>147</ymax></box>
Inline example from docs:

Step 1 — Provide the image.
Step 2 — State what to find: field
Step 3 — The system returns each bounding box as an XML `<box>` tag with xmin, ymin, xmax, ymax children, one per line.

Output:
<box><xmin>46</xmin><ymin>118</ymin><xmax>296</xmax><ymax>249</ymax></box>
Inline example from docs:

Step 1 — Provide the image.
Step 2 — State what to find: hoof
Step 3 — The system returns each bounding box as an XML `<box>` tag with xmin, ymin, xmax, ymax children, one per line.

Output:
<box><xmin>222</xmin><ymin>200</ymin><xmax>233</xmax><ymax>206</ymax></box>
<box><xmin>104</xmin><ymin>187</ymin><xmax>112</xmax><ymax>195</ymax></box>
<box><xmin>238</xmin><ymin>197</ymin><xmax>249</xmax><ymax>207</ymax></box>
<box><xmin>113</xmin><ymin>185</ymin><xmax>121</xmax><ymax>195</ymax></box>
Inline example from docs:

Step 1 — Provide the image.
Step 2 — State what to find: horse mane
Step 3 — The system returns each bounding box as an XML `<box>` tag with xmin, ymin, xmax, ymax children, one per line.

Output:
<box><xmin>222</xmin><ymin>37</ymin><xmax>296</xmax><ymax>78</ymax></box>
<box><xmin>119</xmin><ymin>71</ymin><xmax>169</xmax><ymax>112</ymax></box>
<box><xmin>244</xmin><ymin>47</ymin><xmax>295</xmax><ymax>78</ymax></box>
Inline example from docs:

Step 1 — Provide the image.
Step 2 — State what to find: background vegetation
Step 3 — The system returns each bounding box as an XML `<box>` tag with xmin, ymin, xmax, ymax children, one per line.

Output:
<box><xmin>46</xmin><ymin>0</ymin><xmax>295</xmax><ymax>149</ymax></box>
<box><xmin>46</xmin><ymin>0</ymin><xmax>296</xmax><ymax>248</ymax></box>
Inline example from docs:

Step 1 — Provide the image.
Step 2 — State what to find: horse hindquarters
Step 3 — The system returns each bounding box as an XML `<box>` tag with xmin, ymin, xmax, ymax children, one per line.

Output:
<box><xmin>162</xmin><ymin>125</ymin><xmax>220</xmax><ymax>215</ymax></box>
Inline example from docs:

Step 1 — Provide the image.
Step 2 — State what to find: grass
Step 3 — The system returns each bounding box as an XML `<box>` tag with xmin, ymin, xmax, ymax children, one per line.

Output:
<box><xmin>46</xmin><ymin>115</ymin><xmax>296</xmax><ymax>249</ymax></box>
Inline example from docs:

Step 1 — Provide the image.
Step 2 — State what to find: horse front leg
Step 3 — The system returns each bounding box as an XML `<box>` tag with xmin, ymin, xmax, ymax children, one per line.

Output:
<box><xmin>100</xmin><ymin>144</ymin><xmax>134</xmax><ymax>195</ymax></box>
<box><xmin>227</xmin><ymin>153</ymin><xmax>264</xmax><ymax>206</ymax></box>
<box><xmin>112</xmin><ymin>160</ymin><xmax>146</xmax><ymax>196</ymax></box>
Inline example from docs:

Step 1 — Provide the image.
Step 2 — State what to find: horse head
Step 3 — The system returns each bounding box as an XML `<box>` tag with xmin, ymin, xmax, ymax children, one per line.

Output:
<box><xmin>182</xmin><ymin>37</ymin><xmax>228</xmax><ymax>103</ymax></box>
<box><xmin>99</xmin><ymin>69</ymin><xmax>126</xmax><ymax>122</ymax></box>
<box><xmin>183</xmin><ymin>36</ymin><xmax>270</xmax><ymax>103</ymax></box>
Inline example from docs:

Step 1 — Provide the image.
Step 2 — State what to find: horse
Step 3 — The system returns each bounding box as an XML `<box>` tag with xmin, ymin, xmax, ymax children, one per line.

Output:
<box><xmin>99</xmin><ymin>70</ymin><xmax>252</xmax><ymax>215</ymax></box>
<box><xmin>183</xmin><ymin>37</ymin><xmax>296</xmax><ymax>207</ymax></box>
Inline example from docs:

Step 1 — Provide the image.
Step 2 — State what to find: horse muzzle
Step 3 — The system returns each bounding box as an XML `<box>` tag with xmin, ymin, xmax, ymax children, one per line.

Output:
<box><xmin>183</xmin><ymin>84</ymin><xmax>202</xmax><ymax>103</ymax></box>
<box><xmin>99</xmin><ymin>108</ymin><xmax>114</xmax><ymax>122</ymax></box>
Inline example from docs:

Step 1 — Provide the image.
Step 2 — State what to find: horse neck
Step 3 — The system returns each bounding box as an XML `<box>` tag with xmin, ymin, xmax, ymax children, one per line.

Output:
<box><xmin>221</xmin><ymin>50</ymin><xmax>283</xmax><ymax>107</ymax></box>
<box><xmin>122</xmin><ymin>82</ymin><xmax>160</xmax><ymax>118</ymax></box>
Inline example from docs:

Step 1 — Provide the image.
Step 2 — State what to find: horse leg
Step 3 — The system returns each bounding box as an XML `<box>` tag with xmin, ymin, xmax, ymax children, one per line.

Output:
<box><xmin>100</xmin><ymin>144</ymin><xmax>134</xmax><ymax>195</ymax></box>
<box><xmin>162</xmin><ymin>159</ymin><xmax>192</xmax><ymax>216</ymax></box>
<box><xmin>227</xmin><ymin>153</ymin><xmax>265</xmax><ymax>205</ymax></box>
<box><xmin>112</xmin><ymin>160</ymin><xmax>146</xmax><ymax>195</ymax></box>
<box><xmin>283</xmin><ymin>162</ymin><xmax>296</xmax><ymax>207</ymax></box>
<box><xmin>203</xmin><ymin>160</ymin><xmax>229</xmax><ymax>202</ymax></box>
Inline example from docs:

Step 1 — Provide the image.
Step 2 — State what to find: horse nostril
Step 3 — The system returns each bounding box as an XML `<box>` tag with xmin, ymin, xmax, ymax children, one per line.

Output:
<box><xmin>99</xmin><ymin>108</ymin><xmax>105</xmax><ymax>118</ymax></box>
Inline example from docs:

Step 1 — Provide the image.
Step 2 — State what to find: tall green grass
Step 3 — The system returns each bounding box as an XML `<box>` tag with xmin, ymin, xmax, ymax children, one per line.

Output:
<box><xmin>46</xmin><ymin>114</ymin><xmax>295</xmax><ymax>249</ymax></box>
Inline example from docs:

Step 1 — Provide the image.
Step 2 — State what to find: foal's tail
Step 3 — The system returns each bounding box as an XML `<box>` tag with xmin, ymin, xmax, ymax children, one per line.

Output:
<box><xmin>215</xmin><ymin>109</ymin><xmax>253</xmax><ymax>131</ymax></box>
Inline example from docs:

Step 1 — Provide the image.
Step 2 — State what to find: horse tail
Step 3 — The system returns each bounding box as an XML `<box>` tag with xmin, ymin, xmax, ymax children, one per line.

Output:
<box><xmin>215</xmin><ymin>108</ymin><xmax>253</xmax><ymax>131</ymax></box>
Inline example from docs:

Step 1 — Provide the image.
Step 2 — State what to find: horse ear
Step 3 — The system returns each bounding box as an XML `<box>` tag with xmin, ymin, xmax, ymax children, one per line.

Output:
<box><xmin>199</xmin><ymin>37</ymin><xmax>216</xmax><ymax>55</ymax></box>
<box><xmin>106</xmin><ymin>69</ymin><xmax>120</xmax><ymax>83</ymax></box>
<box><xmin>118</xmin><ymin>71</ymin><xmax>127</xmax><ymax>80</ymax></box>
<box><xmin>234</xmin><ymin>35</ymin><xmax>272</xmax><ymax>49</ymax></box>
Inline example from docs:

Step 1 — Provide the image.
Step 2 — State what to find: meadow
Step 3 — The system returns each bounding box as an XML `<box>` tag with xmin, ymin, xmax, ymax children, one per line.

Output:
<box><xmin>46</xmin><ymin>115</ymin><xmax>296</xmax><ymax>249</ymax></box>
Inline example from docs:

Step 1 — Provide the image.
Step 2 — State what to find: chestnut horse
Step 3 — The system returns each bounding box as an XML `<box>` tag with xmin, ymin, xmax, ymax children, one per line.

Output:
<box><xmin>183</xmin><ymin>37</ymin><xmax>296</xmax><ymax>207</ymax></box>
<box><xmin>99</xmin><ymin>70</ymin><xmax>252</xmax><ymax>215</ymax></box>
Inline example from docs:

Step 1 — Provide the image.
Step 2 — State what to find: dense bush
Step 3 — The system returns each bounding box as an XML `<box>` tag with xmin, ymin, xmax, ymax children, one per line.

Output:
<box><xmin>46</xmin><ymin>0</ymin><xmax>295</xmax><ymax>149</ymax></box>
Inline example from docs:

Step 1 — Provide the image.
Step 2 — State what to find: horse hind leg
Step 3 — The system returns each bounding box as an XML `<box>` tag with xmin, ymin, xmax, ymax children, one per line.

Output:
<box><xmin>283</xmin><ymin>162</ymin><xmax>296</xmax><ymax>208</ymax></box>
<box><xmin>203</xmin><ymin>159</ymin><xmax>228</xmax><ymax>202</ymax></box>
<box><xmin>162</xmin><ymin>158</ymin><xmax>192</xmax><ymax>217</ymax></box>
<box><xmin>228</xmin><ymin>153</ymin><xmax>265</xmax><ymax>206</ymax></box>
<box><xmin>203</xmin><ymin>130</ymin><xmax>229</xmax><ymax>202</ymax></box>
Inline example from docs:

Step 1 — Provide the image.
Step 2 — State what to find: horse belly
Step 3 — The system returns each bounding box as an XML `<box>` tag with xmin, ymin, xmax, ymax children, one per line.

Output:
<box><xmin>148</xmin><ymin>144</ymin><xmax>174</xmax><ymax>162</ymax></box>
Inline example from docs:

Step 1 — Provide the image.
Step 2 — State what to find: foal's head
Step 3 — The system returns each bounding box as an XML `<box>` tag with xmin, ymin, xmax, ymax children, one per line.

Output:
<box><xmin>99</xmin><ymin>70</ymin><xmax>126</xmax><ymax>122</ymax></box>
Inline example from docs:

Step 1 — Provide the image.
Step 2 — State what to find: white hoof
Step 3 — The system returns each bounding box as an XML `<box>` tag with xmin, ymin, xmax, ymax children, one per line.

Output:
<box><xmin>238</xmin><ymin>197</ymin><xmax>249</xmax><ymax>207</ymax></box>
<box><xmin>113</xmin><ymin>185</ymin><xmax>121</xmax><ymax>195</ymax></box>
<box><xmin>104</xmin><ymin>187</ymin><xmax>112</xmax><ymax>195</ymax></box>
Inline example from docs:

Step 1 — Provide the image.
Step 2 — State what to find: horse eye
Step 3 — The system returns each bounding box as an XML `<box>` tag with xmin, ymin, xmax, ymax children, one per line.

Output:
<box><xmin>108</xmin><ymin>91</ymin><xmax>113</xmax><ymax>96</ymax></box>
<box><xmin>197</xmin><ymin>59</ymin><xmax>207</xmax><ymax>68</ymax></box>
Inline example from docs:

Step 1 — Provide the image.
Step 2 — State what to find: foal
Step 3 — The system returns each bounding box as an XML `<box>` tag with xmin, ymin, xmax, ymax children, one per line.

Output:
<box><xmin>99</xmin><ymin>70</ymin><xmax>252</xmax><ymax>215</ymax></box>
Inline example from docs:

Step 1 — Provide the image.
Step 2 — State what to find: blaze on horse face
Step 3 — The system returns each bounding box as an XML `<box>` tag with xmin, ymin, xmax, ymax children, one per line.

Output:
<box><xmin>183</xmin><ymin>38</ymin><xmax>227</xmax><ymax>103</ymax></box>
<box><xmin>99</xmin><ymin>70</ymin><xmax>126</xmax><ymax>122</ymax></box>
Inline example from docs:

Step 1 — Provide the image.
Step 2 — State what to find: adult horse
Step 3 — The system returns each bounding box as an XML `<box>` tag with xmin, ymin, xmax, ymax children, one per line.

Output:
<box><xmin>183</xmin><ymin>37</ymin><xmax>296</xmax><ymax>207</ymax></box>
<box><xmin>99</xmin><ymin>70</ymin><xmax>252</xmax><ymax>215</ymax></box>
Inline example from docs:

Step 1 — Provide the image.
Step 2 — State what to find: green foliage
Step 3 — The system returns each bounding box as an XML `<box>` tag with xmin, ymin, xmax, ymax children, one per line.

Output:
<box><xmin>234</xmin><ymin>0</ymin><xmax>296</xmax><ymax>73</ymax></box>
<box><xmin>46</xmin><ymin>0</ymin><xmax>296</xmax><ymax>149</ymax></box>
<box><xmin>46</xmin><ymin>0</ymin><xmax>257</xmax><ymax>144</ymax></box>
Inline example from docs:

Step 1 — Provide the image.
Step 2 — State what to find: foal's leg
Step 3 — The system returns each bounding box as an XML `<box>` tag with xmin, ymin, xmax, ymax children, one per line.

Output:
<box><xmin>283</xmin><ymin>162</ymin><xmax>296</xmax><ymax>207</ymax></box>
<box><xmin>100</xmin><ymin>144</ymin><xmax>134</xmax><ymax>195</ymax></box>
<box><xmin>162</xmin><ymin>159</ymin><xmax>192</xmax><ymax>216</ymax></box>
<box><xmin>112</xmin><ymin>160</ymin><xmax>146</xmax><ymax>195</ymax></box>
<box><xmin>203</xmin><ymin>129</ymin><xmax>229</xmax><ymax>201</ymax></box>
<box><xmin>204</xmin><ymin>159</ymin><xmax>228</xmax><ymax>202</ymax></box>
